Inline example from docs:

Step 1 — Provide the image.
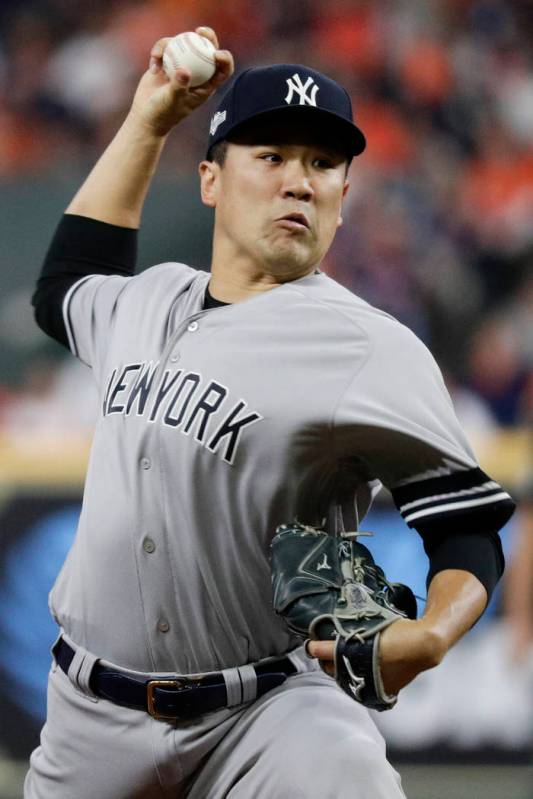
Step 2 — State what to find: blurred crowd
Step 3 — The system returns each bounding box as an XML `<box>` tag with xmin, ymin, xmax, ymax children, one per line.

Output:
<box><xmin>0</xmin><ymin>0</ymin><xmax>532</xmax><ymax>434</ymax></box>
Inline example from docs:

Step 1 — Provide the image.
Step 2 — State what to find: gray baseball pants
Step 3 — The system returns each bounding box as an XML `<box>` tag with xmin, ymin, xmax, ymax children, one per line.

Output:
<box><xmin>25</xmin><ymin>644</ymin><xmax>405</xmax><ymax>798</ymax></box>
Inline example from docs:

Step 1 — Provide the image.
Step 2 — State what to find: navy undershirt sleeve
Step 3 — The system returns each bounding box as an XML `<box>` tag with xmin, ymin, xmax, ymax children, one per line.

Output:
<box><xmin>417</xmin><ymin>524</ymin><xmax>504</xmax><ymax>602</ymax></box>
<box><xmin>32</xmin><ymin>214</ymin><xmax>137</xmax><ymax>348</ymax></box>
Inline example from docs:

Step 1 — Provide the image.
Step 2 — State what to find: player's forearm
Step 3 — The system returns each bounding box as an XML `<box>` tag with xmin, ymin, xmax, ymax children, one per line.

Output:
<box><xmin>376</xmin><ymin>569</ymin><xmax>487</xmax><ymax>696</ymax></box>
<box><xmin>420</xmin><ymin>568</ymin><xmax>488</xmax><ymax>661</ymax></box>
<box><xmin>66</xmin><ymin>111</ymin><xmax>168</xmax><ymax>228</ymax></box>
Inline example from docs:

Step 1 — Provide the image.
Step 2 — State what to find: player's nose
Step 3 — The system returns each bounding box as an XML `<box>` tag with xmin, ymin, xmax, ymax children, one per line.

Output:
<box><xmin>280</xmin><ymin>160</ymin><xmax>314</xmax><ymax>202</ymax></box>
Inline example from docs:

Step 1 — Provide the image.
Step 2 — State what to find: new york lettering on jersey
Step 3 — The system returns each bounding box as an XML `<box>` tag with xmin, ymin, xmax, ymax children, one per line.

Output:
<box><xmin>102</xmin><ymin>361</ymin><xmax>262</xmax><ymax>465</ymax></box>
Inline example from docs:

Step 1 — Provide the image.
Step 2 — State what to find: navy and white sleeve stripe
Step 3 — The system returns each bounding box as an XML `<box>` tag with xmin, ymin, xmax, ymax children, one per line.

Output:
<box><xmin>392</xmin><ymin>467</ymin><xmax>515</xmax><ymax>532</ymax></box>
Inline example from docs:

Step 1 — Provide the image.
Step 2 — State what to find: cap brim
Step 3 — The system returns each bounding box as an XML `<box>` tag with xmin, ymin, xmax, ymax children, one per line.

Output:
<box><xmin>210</xmin><ymin>105</ymin><xmax>366</xmax><ymax>160</ymax></box>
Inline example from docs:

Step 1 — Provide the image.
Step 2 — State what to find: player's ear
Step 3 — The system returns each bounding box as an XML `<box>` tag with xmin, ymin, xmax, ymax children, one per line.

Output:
<box><xmin>337</xmin><ymin>179</ymin><xmax>350</xmax><ymax>228</ymax></box>
<box><xmin>199</xmin><ymin>160</ymin><xmax>220</xmax><ymax>208</ymax></box>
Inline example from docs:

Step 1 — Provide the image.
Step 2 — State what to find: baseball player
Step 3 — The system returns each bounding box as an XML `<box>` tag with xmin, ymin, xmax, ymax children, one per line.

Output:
<box><xmin>26</xmin><ymin>27</ymin><xmax>514</xmax><ymax>799</ymax></box>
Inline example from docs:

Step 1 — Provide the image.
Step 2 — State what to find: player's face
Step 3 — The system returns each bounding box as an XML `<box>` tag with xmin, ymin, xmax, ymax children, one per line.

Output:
<box><xmin>200</xmin><ymin>118</ymin><xmax>350</xmax><ymax>279</ymax></box>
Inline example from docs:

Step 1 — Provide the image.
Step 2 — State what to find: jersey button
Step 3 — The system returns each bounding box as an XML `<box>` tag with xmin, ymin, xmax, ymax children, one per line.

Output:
<box><xmin>157</xmin><ymin>619</ymin><xmax>170</xmax><ymax>633</ymax></box>
<box><xmin>142</xmin><ymin>537</ymin><xmax>156</xmax><ymax>554</ymax></box>
<box><xmin>140</xmin><ymin>457</ymin><xmax>151</xmax><ymax>470</ymax></box>
<box><xmin>169</xmin><ymin>351</ymin><xmax>180</xmax><ymax>363</ymax></box>
<box><xmin>187</xmin><ymin>321</ymin><xmax>199</xmax><ymax>332</ymax></box>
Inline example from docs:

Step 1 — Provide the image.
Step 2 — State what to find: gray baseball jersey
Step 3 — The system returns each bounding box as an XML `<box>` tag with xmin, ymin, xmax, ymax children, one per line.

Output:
<box><xmin>52</xmin><ymin>263</ymin><xmax>511</xmax><ymax>674</ymax></box>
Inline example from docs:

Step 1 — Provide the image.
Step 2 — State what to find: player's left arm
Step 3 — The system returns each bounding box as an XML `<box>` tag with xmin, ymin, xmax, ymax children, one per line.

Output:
<box><xmin>308</xmin><ymin>564</ymin><xmax>487</xmax><ymax>693</ymax></box>
<box><xmin>310</xmin><ymin>321</ymin><xmax>515</xmax><ymax>689</ymax></box>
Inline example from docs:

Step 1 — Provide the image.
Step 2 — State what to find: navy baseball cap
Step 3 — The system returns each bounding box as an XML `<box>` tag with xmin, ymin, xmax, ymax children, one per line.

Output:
<box><xmin>206</xmin><ymin>64</ymin><xmax>366</xmax><ymax>160</ymax></box>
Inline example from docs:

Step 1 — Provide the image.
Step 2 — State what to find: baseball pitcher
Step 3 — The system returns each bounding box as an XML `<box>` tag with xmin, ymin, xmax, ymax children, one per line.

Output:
<box><xmin>25</xmin><ymin>27</ymin><xmax>514</xmax><ymax>799</ymax></box>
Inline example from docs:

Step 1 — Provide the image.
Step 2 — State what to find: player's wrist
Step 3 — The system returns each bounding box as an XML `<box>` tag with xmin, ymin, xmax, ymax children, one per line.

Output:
<box><xmin>126</xmin><ymin>102</ymin><xmax>185</xmax><ymax>140</ymax></box>
<box><xmin>380</xmin><ymin>618</ymin><xmax>445</xmax><ymax>673</ymax></box>
<box><xmin>376</xmin><ymin>619</ymin><xmax>442</xmax><ymax>697</ymax></box>
<box><xmin>411</xmin><ymin>619</ymin><xmax>447</xmax><ymax>668</ymax></box>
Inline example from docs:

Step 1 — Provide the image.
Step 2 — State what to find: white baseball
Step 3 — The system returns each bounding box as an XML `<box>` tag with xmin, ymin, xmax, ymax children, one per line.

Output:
<box><xmin>162</xmin><ymin>32</ymin><xmax>216</xmax><ymax>87</ymax></box>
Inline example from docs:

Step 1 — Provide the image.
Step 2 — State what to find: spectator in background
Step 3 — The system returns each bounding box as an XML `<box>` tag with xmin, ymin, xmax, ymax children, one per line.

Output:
<box><xmin>467</xmin><ymin>312</ymin><xmax>529</xmax><ymax>426</ymax></box>
<box><xmin>0</xmin><ymin>357</ymin><xmax>98</xmax><ymax>437</ymax></box>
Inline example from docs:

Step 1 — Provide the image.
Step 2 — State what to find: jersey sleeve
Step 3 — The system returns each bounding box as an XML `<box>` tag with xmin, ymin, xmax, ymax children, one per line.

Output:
<box><xmin>62</xmin><ymin>273</ymin><xmax>131</xmax><ymax>370</ymax></box>
<box><xmin>333</xmin><ymin>319</ymin><xmax>515</xmax><ymax>535</ymax></box>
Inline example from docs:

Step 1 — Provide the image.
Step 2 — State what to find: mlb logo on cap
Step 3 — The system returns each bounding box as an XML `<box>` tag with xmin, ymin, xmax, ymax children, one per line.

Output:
<box><xmin>210</xmin><ymin>110</ymin><xmax>227</xmax><ymax>136</ymax></box>
<box><xmin>206</xmin><ymin>64</ymin><xmax>366</xmax><ymax>160</ymax></box>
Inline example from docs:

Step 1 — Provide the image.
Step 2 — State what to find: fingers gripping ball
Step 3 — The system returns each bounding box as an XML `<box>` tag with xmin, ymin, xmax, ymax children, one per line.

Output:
<box><xmin>271</xmin><ymin>521</ymin><xmax>417</xmax><ymax>711</ymax></box>
<box><xmin>163</xmin><ymin>32</ymin><xmax>216</xmax><ymax>87</ymax></box>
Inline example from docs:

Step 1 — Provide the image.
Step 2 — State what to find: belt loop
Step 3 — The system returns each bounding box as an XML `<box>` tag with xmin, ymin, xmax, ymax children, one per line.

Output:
<box><xmin>237</xmin><ymin>664</ymin><xmax>257</xmax><ymax>703</ymax></box>
<box><xmin>50</xmin><ymin>631</ymin><xmax>63</xmax><ymax>673</ymax></box>
<box><xmin>222</xmin><ymin>667</ymin><xmax>242</xmax><ymax>707</ymax></box>
<box><xmin>64</xmin><ymin>639</ymin><xmax>99</xmax><ymax>702</ymax></box>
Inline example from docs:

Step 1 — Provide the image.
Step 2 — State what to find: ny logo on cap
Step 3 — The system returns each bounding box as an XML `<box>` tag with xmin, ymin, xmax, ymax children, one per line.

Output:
<box><xmin>285</xmin><ymin>74</ymin><xmax>319</xmax><ymax>106</ymax></box>
<box><xmin>210</xmin><ymin>110</ymin><xmax>227</xmax><ymax>136</ymax></box>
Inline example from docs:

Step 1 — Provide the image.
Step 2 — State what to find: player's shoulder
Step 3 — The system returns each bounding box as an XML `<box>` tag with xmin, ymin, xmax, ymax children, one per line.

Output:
<box><xmin>296</xmin><ymin>271</ymin><xmax>431</xmax><ymax>356</ymax></box>
<box><xmin>121</xmin><ymin>261</ymin><xmax>208</xmax><ymax>303</ymax></box>
<box><xmin>130</xmin><ymin>261</ymin><xmax>202</xmax><ymax>288</ymax></box>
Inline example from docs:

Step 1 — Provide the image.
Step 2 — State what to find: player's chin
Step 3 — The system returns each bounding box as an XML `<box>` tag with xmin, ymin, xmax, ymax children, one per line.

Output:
<box><xmin>269</xmin><ymin>236</ymin><xmax>315</xmax><ymax>262</ymax></box>
<box><xmin>269</xmin><ymin>251</ymin><xmax>316</xmax><ymax>276</ymax></box>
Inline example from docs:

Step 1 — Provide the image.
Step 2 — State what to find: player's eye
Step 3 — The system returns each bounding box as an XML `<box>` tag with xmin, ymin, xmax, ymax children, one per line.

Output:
<box><xmin>313</xmin><ymin>157</ymin><xmax>334</xmax><ymax>169</ymax></box>
<box><xmin>259</xmin><ymin>153</ymin><xmax>282</xmax><ymax>163</ymax></box>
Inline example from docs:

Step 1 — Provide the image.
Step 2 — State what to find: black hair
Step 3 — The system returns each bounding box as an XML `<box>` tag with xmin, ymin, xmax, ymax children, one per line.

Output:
<box><xmin>208</xmin><ymin>140</ymin><xmax>229</xmax><ymax>167</ymax></box>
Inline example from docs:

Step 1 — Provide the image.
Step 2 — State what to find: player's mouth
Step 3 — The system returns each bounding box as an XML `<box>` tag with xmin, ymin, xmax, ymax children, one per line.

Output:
<box><xmin>275</xmin><ymin>212</ymin><xmax>310</xmax><ymax>231</ymax></box>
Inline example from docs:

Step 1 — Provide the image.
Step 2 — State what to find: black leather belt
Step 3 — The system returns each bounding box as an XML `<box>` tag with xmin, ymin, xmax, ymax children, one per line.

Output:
<box><xmin>54</xmin><ymin>637</ymin><xmax>297</xmax><ymax>720</ymax></box>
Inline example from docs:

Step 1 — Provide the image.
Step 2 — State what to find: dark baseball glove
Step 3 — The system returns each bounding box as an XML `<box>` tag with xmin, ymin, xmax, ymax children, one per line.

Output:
<box><xmin>271</xmin><ymin>521</ymin><xmax>417</xmax><ymax>711</ymax></box>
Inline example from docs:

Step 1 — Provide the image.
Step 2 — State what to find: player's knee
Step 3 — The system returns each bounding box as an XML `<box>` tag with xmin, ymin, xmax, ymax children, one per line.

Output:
<box><xmin>333</xmin><ymin>736</ymin><xmax>383</xmax><ymax>773</ymax></box>
<box><xmin>326</xmin><ymin>736</ymin><xmax>401</xmax><ymax>795</ymax></box>
<box><xmin>291</xmin><ymin>734</ymin><xmax>394</xmax><ymax>796</ymax></box>
<box><xmin>296</xmin><ymin>735</ymin><xmax>386</xmax><ymax>799</ymax></box>
<box><xmin>307</xmin><ymin>745</ymin><xmax>397</xmax><ymax>798</ymax></box>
